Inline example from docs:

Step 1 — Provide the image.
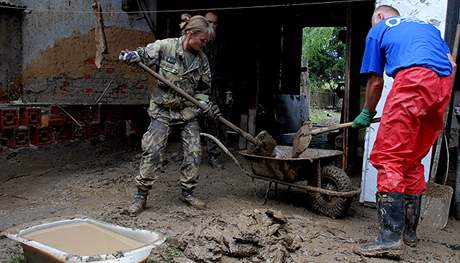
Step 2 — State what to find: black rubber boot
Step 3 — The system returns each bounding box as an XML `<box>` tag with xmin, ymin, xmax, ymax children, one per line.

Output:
<box><xmin>356</xmin><ymin>192</ymin><xmax>405</xmax><ymax>259</ymax></box>
<box><xmin>179</xmin><ymin>189</ymin><xmax>206</xmax><ymax>210</ymax></box>
<box><xmin>404</xmin><ymin>194</ymin><xmax>421</xmax><ymax>247</ymax></box>
<box><xmin>126</xmin><ymin>188</ymin><xmax>148</xmax><ymax>217</ymax></box>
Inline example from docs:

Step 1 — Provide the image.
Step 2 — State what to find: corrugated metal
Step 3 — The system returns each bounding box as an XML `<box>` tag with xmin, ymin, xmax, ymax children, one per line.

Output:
<box><xmin>0</xmin><ymin>0</ymin><xmax>25</xmax><ymax>8</ymax></box>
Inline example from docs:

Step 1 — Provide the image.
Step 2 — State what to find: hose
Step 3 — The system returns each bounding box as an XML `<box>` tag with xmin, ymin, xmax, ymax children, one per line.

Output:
<box><xmin>199</xmin><ymin>132</ymin><xmax>252</xmax><ymax>177</ymax></box>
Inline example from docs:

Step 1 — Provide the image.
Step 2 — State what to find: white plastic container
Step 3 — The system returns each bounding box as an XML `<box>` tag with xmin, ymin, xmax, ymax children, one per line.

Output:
<box><xmin>4</xmin><ymin>217</ymin><xmax>165</xmax><ymax>263</ymax></box>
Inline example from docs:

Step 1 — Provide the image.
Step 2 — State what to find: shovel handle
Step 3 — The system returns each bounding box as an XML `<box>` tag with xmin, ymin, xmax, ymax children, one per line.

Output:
<box><xmin>137</xmin><ymin>62</ymin><xmax>259</xmax><ymax>145</ymax></box>
<box><xmin>309</xmin><ymin>117</ymin><xmax>381</xmax><ymax>135</ymax></box>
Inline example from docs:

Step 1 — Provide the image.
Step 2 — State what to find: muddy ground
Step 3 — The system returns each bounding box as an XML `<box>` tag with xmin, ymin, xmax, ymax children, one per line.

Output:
<box><xmin>1</xmin><ymin>138</ymin><xmax>460</xmax><ymax>262</ymax></box>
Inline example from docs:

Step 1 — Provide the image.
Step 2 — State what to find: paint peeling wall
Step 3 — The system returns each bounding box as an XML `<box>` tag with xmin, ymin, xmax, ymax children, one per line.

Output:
<box><xmin>0</xmin><ymin>9</ymin><xmax>22</xmax><ymax>102</ymax></box>
<box><xmin>20</xmin><ymin>0</ymin><xmax>156</xmax><ymax>104</ymax></box>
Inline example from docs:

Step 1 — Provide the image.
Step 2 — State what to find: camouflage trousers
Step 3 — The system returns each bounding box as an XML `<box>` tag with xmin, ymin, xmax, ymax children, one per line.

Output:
<box><xmin>136</xmin><ymin>114</ymin><xmax>201</xmax><ymax>192</ymax></box>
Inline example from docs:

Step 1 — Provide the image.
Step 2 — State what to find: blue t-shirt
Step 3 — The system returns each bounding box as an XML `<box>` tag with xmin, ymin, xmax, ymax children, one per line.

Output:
<box><xmin>360</xmin><ymin>16</ymin><xmax>452</xmax><ymax>77</ymax></box>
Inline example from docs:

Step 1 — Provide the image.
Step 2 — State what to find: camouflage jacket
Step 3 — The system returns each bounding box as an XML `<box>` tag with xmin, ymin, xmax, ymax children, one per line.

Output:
<box><xmin>137</xmin><ymin>37</ymin><xmax>212</xmax><ymax>113</ymax></box>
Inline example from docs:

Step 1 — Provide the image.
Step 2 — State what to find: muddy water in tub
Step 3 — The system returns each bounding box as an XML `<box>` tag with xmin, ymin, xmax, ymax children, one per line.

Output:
<box><xmin>22</xmin><ymin>222</ymin><xmax>145</xmax><ymax>256</ymax></box>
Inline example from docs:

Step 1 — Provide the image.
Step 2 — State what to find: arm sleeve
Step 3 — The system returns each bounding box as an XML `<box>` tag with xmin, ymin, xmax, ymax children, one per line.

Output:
<box><xmin>198</xmin><ymin>56</ymin><xmax>212</xmax><ymax>95</ymax></box>
<box><xmin>360</xmin><ymin>36</ymin><xmax>385</xmax><ymax>76</ymax></box>
<box><xmin>136</xmin><ymin>40</ymin><xmax>163</xmax><ymax>66</ymax></box>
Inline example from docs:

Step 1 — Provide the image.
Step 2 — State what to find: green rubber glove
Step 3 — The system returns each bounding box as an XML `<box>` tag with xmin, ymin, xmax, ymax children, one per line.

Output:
<box><xmin>352</xmin><ymin>109</ymin><xmax>377</xmax><ymax>129</ymax></box>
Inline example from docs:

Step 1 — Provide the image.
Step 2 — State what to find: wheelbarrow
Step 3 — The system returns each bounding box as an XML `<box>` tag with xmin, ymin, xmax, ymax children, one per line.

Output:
<box><xmin>239</xmin><ymin>145</ymin><xmax>360</xmax><ymax>218</ymax></box>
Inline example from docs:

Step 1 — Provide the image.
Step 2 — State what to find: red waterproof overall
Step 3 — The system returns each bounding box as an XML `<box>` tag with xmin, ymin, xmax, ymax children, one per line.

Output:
<box><xmin>370</xmin><ymin>67</ymin><xmax>452</xmax><ymax>195</ymax></box>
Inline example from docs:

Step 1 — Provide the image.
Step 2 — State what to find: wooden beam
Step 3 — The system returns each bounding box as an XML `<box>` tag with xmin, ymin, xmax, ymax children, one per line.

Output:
<box><xmin>343</xmin><ymin>6</ymin><xmax>352</xmax><ymax>171</ymax></box>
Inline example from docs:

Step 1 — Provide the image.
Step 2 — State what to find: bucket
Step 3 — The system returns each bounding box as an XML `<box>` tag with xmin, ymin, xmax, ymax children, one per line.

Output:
<box><xmin>3</xmin><ymin>217</ymin><xmax>165</xmax><ymax>263</ymax></box>
<box><xmin>276</xmin><ymin>133</ymin><xmax>296</xmax><ymax>146</ymax></box>
<box><xmin>272</xmin><ymin>94</ymin><xmax>309</xmax><ymax>134</ymax></box>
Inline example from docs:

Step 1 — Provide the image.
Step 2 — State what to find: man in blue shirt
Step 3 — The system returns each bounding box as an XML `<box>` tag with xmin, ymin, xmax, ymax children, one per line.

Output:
<box><xmin>353</xmin><ymin>5</ymin><xmax>455</xmax><ymax>258</ymax></box>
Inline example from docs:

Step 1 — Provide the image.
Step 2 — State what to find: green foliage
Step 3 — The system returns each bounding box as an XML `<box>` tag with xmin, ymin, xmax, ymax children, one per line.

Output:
<box><xmin>163</xmin><ymin>245</ymin><xmax>183</xmax><ymax>259</ymax></box>
<box><xmin>310</xmin><ymin>108</ymin><xmax>341</xmax><ymax>125</ymax></box>
<box><xmin>302</xmin><ymin>27</ymin><xmax>345</xmax><ymax>91</ymax></box>
<box><xmin>151</xmin><ymin>243</ymin><xmax>184</xmax><ymax>262</ymax></box>
<box><xmin>6</xmin><ymin>256</ymin><xmax>25</xmax><ymax>263</ymax></box>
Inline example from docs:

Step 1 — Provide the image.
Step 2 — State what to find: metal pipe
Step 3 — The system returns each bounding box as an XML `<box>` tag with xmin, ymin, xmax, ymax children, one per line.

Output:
<box><xmin>55</xmin><ymin>105</ymin><xmax>83</xmax><ymax>128</ymax></box>
<box><xmin>248</xmin><ymin>174</ymin><xmax>360</xmax><ymax>197</ymax></box>
<box><xmin>0</xmin><ymin>103</ymin><xmax>147</xmax><ymax>107</ymax></box>
<box><xmin>455</xmin><ymin>144</ymin><xmax>460</xmax><ymax>219</ymax></box>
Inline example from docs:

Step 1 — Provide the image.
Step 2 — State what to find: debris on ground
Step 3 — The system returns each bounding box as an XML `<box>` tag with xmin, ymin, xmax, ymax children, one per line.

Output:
<box><xmin>176</xmin><ymin>209</ymin><xmax>303</xmax><ymax>263</ymax></box>
<box><xmin>1</xmin><ymin>140</ymin><xmax>460</xmax><ymax>262</ymax></box>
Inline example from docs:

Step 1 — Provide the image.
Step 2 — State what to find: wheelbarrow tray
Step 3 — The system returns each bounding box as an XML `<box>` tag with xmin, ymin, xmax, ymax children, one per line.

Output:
<box><xmin>239</xmin><ymin>146</ymin><xmax>343</xmax><ymax>182</ymax></box>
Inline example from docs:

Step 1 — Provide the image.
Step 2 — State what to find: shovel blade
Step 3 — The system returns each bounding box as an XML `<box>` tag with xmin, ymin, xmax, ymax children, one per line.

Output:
<box><xmin>419</xmin><ymin>182</ymin><xmax>453</xmax><ymax>229</ymax></box>
<box><xmin>291</xmin><ymin>122</ymin><xmax>312</xmax><ymax>158</ymax></box>
<box><xmin>247</xmin><ymin>130</ymin><xmax>277</xmax><ymax>157</ymax></box>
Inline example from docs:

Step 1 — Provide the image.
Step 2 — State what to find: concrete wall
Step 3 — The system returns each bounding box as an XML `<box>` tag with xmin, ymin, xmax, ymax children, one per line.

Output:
<box><xmin>20</xmin><ymin>0</ymin><xmax>154</xmax><ymax>104</ymax></box>
<box><xmin>0</xmin><ymin>9</ymin><xmax>22</xmax><ymax>102</ymax></box>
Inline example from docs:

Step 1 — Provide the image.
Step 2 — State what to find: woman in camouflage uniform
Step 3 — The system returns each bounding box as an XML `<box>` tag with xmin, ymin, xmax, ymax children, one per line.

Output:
<box><xmin>119</xmin><ymin>16</ymin><xmax>220</xmax><ymax>216</ymax></box>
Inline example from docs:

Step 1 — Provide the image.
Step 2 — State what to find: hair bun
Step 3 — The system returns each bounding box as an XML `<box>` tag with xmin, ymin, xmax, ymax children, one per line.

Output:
<box><xmin>181</xmin><ymin>13</ymin><xmax>191</xmax><ymax>22</ymax></box>
<box><xmin>179</xmin><ymin>13</ymin><xmax>191</xmax><ymax>29</ymax></box>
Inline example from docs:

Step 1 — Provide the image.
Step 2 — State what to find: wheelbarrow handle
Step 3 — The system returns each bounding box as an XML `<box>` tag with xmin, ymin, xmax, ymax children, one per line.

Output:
<box><xmin>309</xmin><ymin>117</ymin><xmax>381</xmax><ymax>135</ymax></box>
<box><xmin>137</xmin><ymin>62</ymin><xmax>259</xmax><ymax>145</ymax></box>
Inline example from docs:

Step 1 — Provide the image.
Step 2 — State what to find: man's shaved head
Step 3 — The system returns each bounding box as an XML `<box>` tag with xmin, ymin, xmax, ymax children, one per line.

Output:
<box><xmin>375</xmin><ymin>5</ymin><xmax>400</xmax><ymax>15</ymax></box>
<box><xmin>372</xmin><ymin>5</ymin><xmax>400</xmax><ymax>26</ymax></box>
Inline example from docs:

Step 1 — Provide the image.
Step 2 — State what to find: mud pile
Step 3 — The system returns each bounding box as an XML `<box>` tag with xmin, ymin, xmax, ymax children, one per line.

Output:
<box><xmin>177</xmin><ymin>209</ymin><xmax>303</xmax><ymax>262</ymax></box>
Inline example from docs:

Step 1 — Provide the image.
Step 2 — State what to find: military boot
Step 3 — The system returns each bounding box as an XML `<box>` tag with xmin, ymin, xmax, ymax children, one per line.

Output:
<box><xmin>356</xmin><ymin>192</ymin><xmax>405</xmax><ymax>259</ymax></box>
<box><xmin>127</xmin><ymin>188</ymin><xmax>148</xmax><ymax>217</ymax></box>
<box><xmin>179</xmin><ymin>189</ymin><xmax>206</xmax><ymax>210</ymax></box>
<box><xmin>403</xmin><ymin>194</ymin><xmax>421</xmax><ymax>247</ymax></box>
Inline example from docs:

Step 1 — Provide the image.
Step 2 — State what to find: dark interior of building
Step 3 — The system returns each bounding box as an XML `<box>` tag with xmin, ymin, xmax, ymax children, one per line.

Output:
<box><xmin>139</xmin><ymin>0</ymin><xmax>377</xmax><ymax>172</ymax></box>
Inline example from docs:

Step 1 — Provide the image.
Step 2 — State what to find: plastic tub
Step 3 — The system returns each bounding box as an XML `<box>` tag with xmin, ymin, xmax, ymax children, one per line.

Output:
<box><xmin>3</xmin><ymin>217</ymin><xmax>165</xmax><ymax>263</ymax></box>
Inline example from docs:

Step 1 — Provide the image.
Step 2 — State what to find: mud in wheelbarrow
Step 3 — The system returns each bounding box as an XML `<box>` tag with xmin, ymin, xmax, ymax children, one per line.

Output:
<box><xmin>239</xmin><ymin>146</ymin><xmax>360</xmax><ymax>218</ymax></box>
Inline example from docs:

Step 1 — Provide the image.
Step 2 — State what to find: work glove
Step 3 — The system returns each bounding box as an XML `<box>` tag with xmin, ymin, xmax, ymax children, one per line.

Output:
<box><xmin>118</xmin><ymin>50</ymin><xmax>141</xmax><ymax>64</ymax></box>
<box><xmin>352</xmin><ymin>108</ymin><xmax>376</xmax><ymax>129</ymax></box>
<box><xmin>203</xmin><ymin>101</ymin><xmax>222</xmax><ymax>119</ymax></box>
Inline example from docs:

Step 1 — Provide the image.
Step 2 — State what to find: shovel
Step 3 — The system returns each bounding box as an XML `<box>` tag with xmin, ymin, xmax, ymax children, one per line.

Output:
<box><xmin>420</xmin><ymin>161</ymin><xmax>453</xmax><ymax>229</ymax></box>
<box><xmin>137</xmin><ymin>62</ymin><xmax>277</xmax><ymax>156</ymax></box>
<box><xmin>419</xmin><ymin>131</ymin><xmax>453</xmax><ymax>230</ymax></box>
<box><xmin>291</xmin><ymin>118</ymin><xmax>381</xmax><ymax>157</ymax></box>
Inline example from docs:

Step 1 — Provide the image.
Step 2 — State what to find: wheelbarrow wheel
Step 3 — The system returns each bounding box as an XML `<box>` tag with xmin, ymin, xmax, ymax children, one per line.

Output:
<box><xmin>308</xmin><ymin>165</ymin><xmax>352</xmax><ymax>218</ymax></box>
